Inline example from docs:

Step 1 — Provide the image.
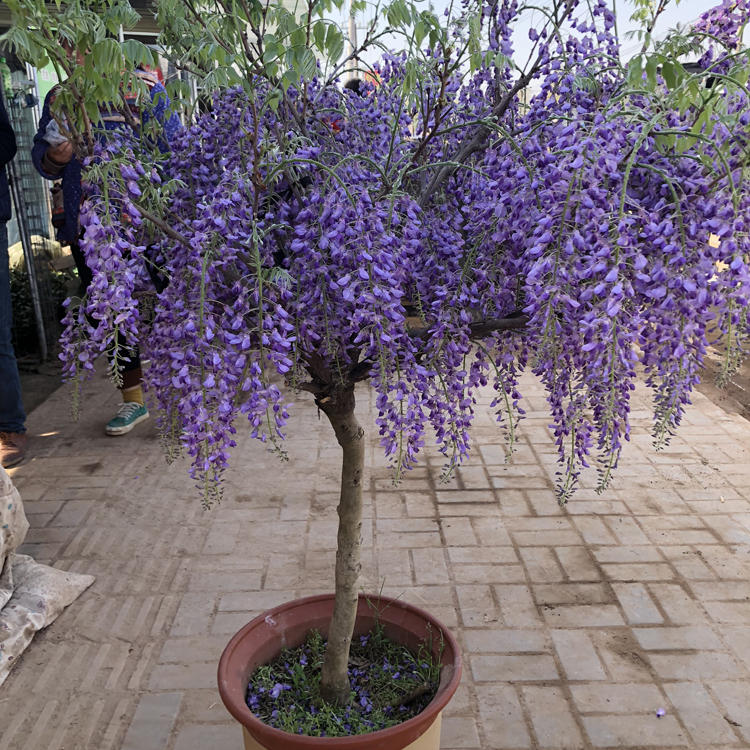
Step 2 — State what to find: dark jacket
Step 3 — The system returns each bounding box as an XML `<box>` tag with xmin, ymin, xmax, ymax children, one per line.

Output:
<box><xmin>31</xmin><ymin>73</ymin><xmax>180</xmax><ymax>243</ymax></box>
<box><xmin>0</xmin><ymin>92</ymin><xmax>17</xmax><ymax>223</ymax></box>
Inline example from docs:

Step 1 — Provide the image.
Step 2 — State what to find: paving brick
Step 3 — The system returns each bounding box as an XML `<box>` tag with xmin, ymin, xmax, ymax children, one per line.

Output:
<box><xmin>211</xmin><ymin>612</ymin><xmax>261</xmax><ymax>635</ymax></box>
<box><xmin>518</xmin><ymin>547</ymin><xmax>565</xmax><ymax>583</ymax></box>
<box><xmin>148</xmin><ymin>662</ymin><xmax>217</xmax><ymax>690</ymax></box>
<box><xmin>473</xmin><ymin>517</ymin><xmax>513</xmax><ymax>546</ymax></box>
<box><xmin>456</xmin><ymin>584</ymin><xmax>499</xmax><ymax>627</ymax></box>
<box><xmin>602</xmin><ymin>563</ymin><xmax>674</xmax><ymax>581</ymax></box>
<box><xmin>590</xmin><ymin>630</ymin><xmax>654</xmax><ymax>682</ymax></box>
<box><xmin>471</xmin><ymin>654</ymin><xmax>559</xmax><ymax>682</ymax></box>
<box><xmin>555</xmin><ymin>547</ymin><xmax>601</xmax><ymax>581</ymax></box>
<box><xmin>688</xmin><ymin>581</ymin><xmax>750</xmax><ymax>600</ymax></box>
<box><xmin>464</xmin><ymin>629</ymin><xmax>547</xmax><ymax>653</ymax></box>
<box><xmin>522</xmin><ymin>686</ymin><xmax>583</xmax><ymax>748</ymax></box>
<box><xmin>411</xmin><ymin>547</ymin><xmax>450</xmax><ymax>584</ymax></box>
<box><xmin>507</xmin><ymin>518</ymin><xmax>572</xmax><ymax>531</ymax></box>
<box><xmin>709</xmin><ymin>681</ymin><xmax>750</xmax><ymax>743</ymax></box>
<box><xmin>158</xmin><ymin>636</ymin><xmax>229</xmax><ymax>664</ymax></box>
<box><xmin>565</xmin><ymin>500</ymin><xmax>628</xmax><ymax>515</ymax></box>
<box><xmin>592</xmin><ymin>546</ymin><xmax>663</xmax><ymax>563</ymax></box>
<box><xmin>168</xmin><ymin>593</ymin><xmax>216</xmax><ymax>636</ymax></box>
<box><xmin>404</xmin><ymin>491</ymin><xmax>436</xmax><ymax>517</ymax></box>
<box><xmin>453</xmin><ymin>564</ymin><xmax>526</xmax><ymax>584</ymax></box>
<box><xmin>582</xmin><ymin>714</ymin><xmax>689</xmax><ymax>747</ymax></box>
<box><xmin>633</xmin><ymin>625</ymin><xmax>724</xmax><ymax>651</ymax></box>
<box><xmin>49</xmin><ymin>499</ymin><xmax>95</xmax><ymax>527</ymax></box>
<box><xmin>173</xmin><ymin>724</ymin><xmax>242</xmax><ymax>750</ymax></box>
<box><xmin>571</xmin><ymin>683</ymin><xmax>663</xmax><ymax>713</ymax></box>
<box><xmin>442</xmin><ymin>518</ymin><xmax>479</xmax><ymax>546</ymax></box>
<box><xmin>121</xmin><ymin>692</ymin><xmax>182</xmax><ymax>750</ymax></box>
<box><xmin>491</xmin><ymin>475</ymin><xmax>551</xmax><ymax>491</ymax></box>
<box><xmin>663</xmin><ymin>547</ymin><xmax>718</xmax><ymax>581</ymax></box>
<box><xmin>647</xmin><ymin>652</ymin><xmax>747</xmax><ymax>680</ymax></box>
<box><xmin>201</xmin><ymin>523</ymin><xmax>239</xmax><ymax>555</ymax></box>
<box><xmin>612</xmin><ymin>583</ymin><xmax>663</xmax><ymax>624</ymax></box>
<box><xmin>449</xmin><ymin>546</ymin><xmax>518</xmax><ymax>564</ymax></box>
<box><xmin>495</xmin><ymin>584</ymin><xmax>542</xmax><ymax>628</ymax></box>
<box><xmin>604</xmin><ymin>516</ymin><xmax>650</xmax><ymax>545</ymax></box>
<box><xmin>187</xmin><ymin>571</ymin><xmax>263</xmax><ymax>592</ymax></box>
<box><xmin>645</xmin><ymin>528</ymin><xmax>720</xmax><ymax>545</ymax></box>
<box><xmin>572</xmin><ymin>516</ymin><xmax>618</xmax><ymax>545</ymax></box>
<box><xmin>647</xmin><ymin>583</ymin><xmax>707</xmax><ymax>624</ymax></box>
<box><xmin>457</xmin><ymin>466</ymin><xmax>492</xmax><ymax>490</ymax></box>
<box><xmin>512</xmin><ymin>530</ymin><xmax>582</xmax><ymax>547</ymax></box>
<box><xmin>704</xmin><ymin>600</ymin><xmax>750</xmax><ymax>623</ymax></box>
<box><xmin>542</xmin><ymin>604</ymin><xmax>624</xmax><ymax>628</ymax></box>
<box><xmin>440</xmin><ymin>716</ymin><xmax>481</xmax><ymax>748</ymax></box>
<box><xmin>663</xmin><ymin>683</ymin><xmax>739</xmax><ymax>745</ymax></box>
<box><xmin>693</xmin><ymin>545</ymin><xmax>750</xmax><ymax>580</ymax></box>
<box><xmin>475</xmin><ymin>684</ymin><xmax>531</xmax><ymax>749</ymax></box>
<box><xmin>722</xmin><ymin>625</ymin><xmax>750</xmax><ymax>670</ymax></box>
<box><xmin>436</xmin><ymin>490</ymin><xmax>497</xmax><ymax>504</ymax></box>
<box><xmin>550</xmin><ymin>630</ymin><xmax>607</xmax><ymax>680</ymax></box>
<box><xmin>494</xmin><ymin>490</ymin><xmax>532</xmax><ymax>516</ymax></box>
<box><xmin>377</xmin><ymin>547</ymin><xmax>413</xmax><ymax>585</ymax></box>
<box><xmin>532</xmin><ymin>583</ymin><xmax>611</xmax><ymax>606</ymax></box>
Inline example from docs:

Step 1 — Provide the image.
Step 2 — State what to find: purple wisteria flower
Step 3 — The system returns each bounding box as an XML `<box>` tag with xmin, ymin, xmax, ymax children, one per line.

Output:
<box><xmin>59</xmin><ymin>0</ymin><xmax>750</xmax><ymax>505</ymax></box>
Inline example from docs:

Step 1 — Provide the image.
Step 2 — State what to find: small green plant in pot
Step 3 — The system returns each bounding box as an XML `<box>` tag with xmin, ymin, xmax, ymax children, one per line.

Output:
<box><xmin>5</xmin><ymin>0</ymin><xmax>750</xmax><ymax>745</ymax></box>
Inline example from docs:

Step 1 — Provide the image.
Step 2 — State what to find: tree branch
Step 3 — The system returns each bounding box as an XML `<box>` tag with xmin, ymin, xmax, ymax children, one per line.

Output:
<box><xmin>416</xmin><ymin>69</ymin><xmax>535</xmax><ymax>208</ymax></box>
<box><xmin>408</xmin><ymin>311</ymin><xmax>529</xmax><ymax>341</ymax></box>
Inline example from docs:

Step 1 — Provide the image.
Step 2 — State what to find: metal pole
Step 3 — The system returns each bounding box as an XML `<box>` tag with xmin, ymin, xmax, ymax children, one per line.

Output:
<box><xmin>7</xmin><ymin>154</ymin><xmax>48</xmax><ymax>361</ymax></box>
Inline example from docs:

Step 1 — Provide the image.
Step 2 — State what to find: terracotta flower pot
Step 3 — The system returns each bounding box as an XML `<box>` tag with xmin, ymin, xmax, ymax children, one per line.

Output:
<box><xmin>217</xmin><ymin>593</ymin><xmax>462</xmax><ymax>749</ymax></box>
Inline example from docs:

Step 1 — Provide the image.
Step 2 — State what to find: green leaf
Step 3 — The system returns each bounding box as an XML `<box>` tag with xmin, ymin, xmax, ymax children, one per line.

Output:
<box><xmin>312</xmin><ymin>21</ymin><xmax>326</xmax><ymax>52</ymax></box>
<box><xmin>281</xmin><ymin>68</ymin><xmax>298</xmax><ymax>91</ymax></box>
<box><xmin>122</xmin><ymin>38</ymin><xmax>156</xmax><ymax>69</ymax></box>
<box><xmin>325</xmin><ymin>25</ymin><xmax>344</xmax><ymax>61</ymax></box>
<box><xmin>655</xmin><ymin>132</ymin><xmax>675</xmax><ymax>152</ymax></box>
<box><xmin>661</xmin><ymin>61</ymin><xmax>676</xmax><ymax>90</ymax></box>
<box><xmin>296</xmin><ymin>47</ymin><xmax>317</xmax><ymax>79</ymax></box>
<box><xmin>494</xmin><ymin>52</ymin><xmax>511</xmax><ymax>71</ymax></box>
<box><xmin>414</xmin><ymin>20</ymin><xmax>426</xmax><ymax>48</ymax></box>
<box><xmin>91</xmin><ymin>37</ymin><xmax>123</xmax><ymax>70</ymax></box>
<box><xmin>290</xmin><ymin>27</ymin><xmax>306</xmax><ymax>48</ymax></box>
<box><xmin>627</xmin><ymin>55</ymin><xmax>643</xmax><ymax>88</ymax></box>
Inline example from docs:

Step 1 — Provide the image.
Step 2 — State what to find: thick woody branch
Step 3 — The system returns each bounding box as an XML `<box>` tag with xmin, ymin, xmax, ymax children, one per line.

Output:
<box><xmin>296</xmin><ymin>312</ymin><xmax>529</xmax><ymax>392</ymax></box>
<box><xmin>409</xmin><ymin>311</ymin><xmax>529</xmax><ymax>342</ymax></box>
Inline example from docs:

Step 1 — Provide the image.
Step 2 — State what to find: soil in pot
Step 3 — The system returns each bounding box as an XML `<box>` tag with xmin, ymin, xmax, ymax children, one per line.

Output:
<box><xmin>245</xmin><ymin>623</ymin><xmax>442</xmax><ymax>737</ymax></box>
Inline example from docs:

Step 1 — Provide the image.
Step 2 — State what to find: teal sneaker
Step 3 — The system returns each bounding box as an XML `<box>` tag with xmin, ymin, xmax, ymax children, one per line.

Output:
<box><xmin>105</xmin><ymin>402</ymin><xmax>149</xmax><ymax>436</ymax></box>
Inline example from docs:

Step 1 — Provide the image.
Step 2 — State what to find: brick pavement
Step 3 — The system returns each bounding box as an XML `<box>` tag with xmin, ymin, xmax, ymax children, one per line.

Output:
<box><xmin>1</xmin><ymin>368</ymin><xmax>750</xmax><ymax>750</ymax></box>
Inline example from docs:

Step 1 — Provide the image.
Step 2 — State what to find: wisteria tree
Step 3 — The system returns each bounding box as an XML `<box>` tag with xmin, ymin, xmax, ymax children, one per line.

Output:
<box><xmin>6</xmin><ymin>0</ymin><xmax>750</xmax><ymax>706</ymax></box>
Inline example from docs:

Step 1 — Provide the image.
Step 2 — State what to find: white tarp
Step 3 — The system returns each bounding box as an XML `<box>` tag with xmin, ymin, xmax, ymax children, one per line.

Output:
<box><xmin>0</xmin><ymin>466</ymin><xmax>94</xmax><ymax>686</ymax></box>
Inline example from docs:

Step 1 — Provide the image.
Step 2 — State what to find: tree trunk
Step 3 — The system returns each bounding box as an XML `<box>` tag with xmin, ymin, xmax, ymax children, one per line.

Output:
<box><xmin>317</xmin><ymin>384</ymin><xmax>365</xmax><ymax>705</ymax></box>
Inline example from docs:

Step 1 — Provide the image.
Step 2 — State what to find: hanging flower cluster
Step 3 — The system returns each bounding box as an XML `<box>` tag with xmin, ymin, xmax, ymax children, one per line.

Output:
<box><xmin>61</xmin><ymin>0</ymin><xmax>750</xmax><ymax>502</ymax></box>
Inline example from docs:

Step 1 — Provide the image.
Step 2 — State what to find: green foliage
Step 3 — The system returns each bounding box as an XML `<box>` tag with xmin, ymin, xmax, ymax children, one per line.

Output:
<box><xmin>9</xmin><ymin>265</ymin><xmax>69</xmax><ymax>355</ymax></box>
<box><xmin>246</xmin><ymin>624</ymin><xmax>441</xmax><ymax>737</ymax></box>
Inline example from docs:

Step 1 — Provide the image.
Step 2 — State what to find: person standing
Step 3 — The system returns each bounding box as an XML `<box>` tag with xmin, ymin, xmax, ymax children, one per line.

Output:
<box><xmin>32</xmin><ymin>58</ymin><xmax>180</xmax><ymax>436</ymax></box>
<box><xmin>0</xmin><ymin>90</ymin><xmax>27</xmax><ymax>468</ymax></box>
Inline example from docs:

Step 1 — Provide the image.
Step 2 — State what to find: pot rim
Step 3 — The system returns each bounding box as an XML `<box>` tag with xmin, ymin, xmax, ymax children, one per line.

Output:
<box><xmin>217</xmin><ymin>593</ymin><xmax>462</xmax><ymax>748</ymax></box>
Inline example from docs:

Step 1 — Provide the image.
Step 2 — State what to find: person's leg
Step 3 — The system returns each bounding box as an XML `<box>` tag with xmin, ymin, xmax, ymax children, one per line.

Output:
<box><xmin>0</xmin><ymin>222</ymin><xmax>27</xmax><ymax>467</ymax></box>
<box><xmin>104</xmin><ymin>343</ymin><xmax>149</xmax><ymax>436</ymax></box>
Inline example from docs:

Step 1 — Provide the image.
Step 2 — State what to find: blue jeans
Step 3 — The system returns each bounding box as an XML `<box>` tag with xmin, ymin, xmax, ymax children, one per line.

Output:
<box><xmin>0</xmin><ymin>222</ymin><xmax>26</xmax><ymax>433</ymax></box>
